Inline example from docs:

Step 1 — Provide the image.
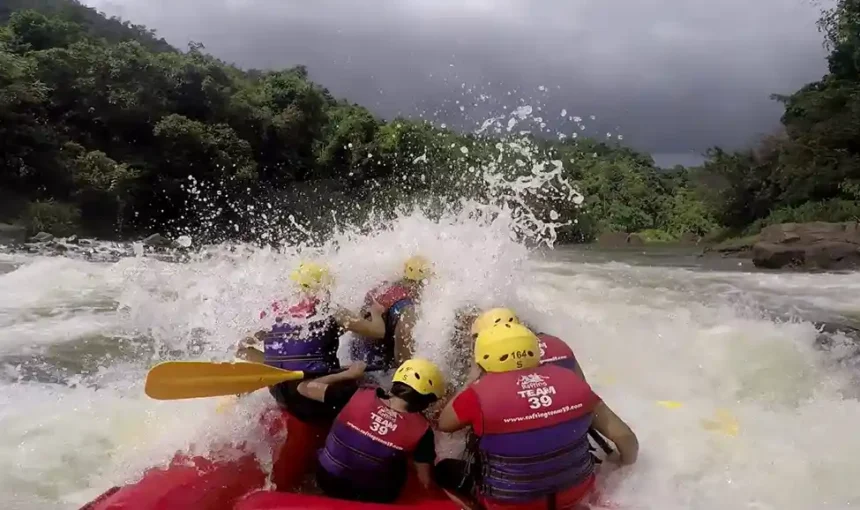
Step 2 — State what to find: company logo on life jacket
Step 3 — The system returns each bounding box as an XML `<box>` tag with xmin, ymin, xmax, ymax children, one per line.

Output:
<box><xmin>538</xmin><ymin>340</ymin><xmax>547</xmax><ymax>358</ymax></box>
<box><xmin>516</xmin><ymin>373</ymin><xmax>557</xmax><ymax>410</ymax></box>
<box><xmin>369</xmin><ymin>405</ymin><xmax>400</xmax><ymax>436</ymax></box>
<box><xmin>517</xmin><ymin>373</ymin><xmax>549</xmax><ymax>389</ymax></box>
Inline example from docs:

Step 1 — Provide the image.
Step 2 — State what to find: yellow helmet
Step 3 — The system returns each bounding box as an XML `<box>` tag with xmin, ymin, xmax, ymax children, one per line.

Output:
<box><xmin>403</xmin><ymin>255</ymin><xmax>433</xmax><ymax>282</ymax></box>
<box><xmin>392</xmin><ymin>358</ymin><xmax>446</xmax><ymax>399</ymax></box>
<box><xmin>289</xmin><ymin>261</ymin><xmax>331</xmax><ymax>291</ymax></box>
<box><xmin>470</xmin><ymin>307</ymin><xmax>520</xmax><ymax>337</ymax></box>
<box><xmin>475</xmin><ymin>322</ymin><xmax>540</xmax><ymax>373</ymax></box>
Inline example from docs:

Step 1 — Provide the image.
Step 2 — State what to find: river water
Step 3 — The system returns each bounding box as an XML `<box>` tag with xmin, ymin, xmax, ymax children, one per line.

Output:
<box><xmin>2</xmin><ymin>231</ymin><xmax>859</xmax><ymax>510</ymax></box>
<box><xmin>1</xmin><ymin>128</ymin><xmax>858</xmax><ymax>510</ymax></box>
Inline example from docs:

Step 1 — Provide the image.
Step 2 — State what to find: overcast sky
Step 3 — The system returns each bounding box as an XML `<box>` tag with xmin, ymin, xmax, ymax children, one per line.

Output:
<box><xmin>83</xmin><ymin>0</ymin><xmax>830</xmax><ymax>166</ymax></box>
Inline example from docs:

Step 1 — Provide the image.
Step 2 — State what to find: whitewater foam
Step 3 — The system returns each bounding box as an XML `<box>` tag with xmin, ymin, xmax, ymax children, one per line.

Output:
<box><xmin>1</xmin><ymin>105</ymin><xmax>859</xmax><ymax>510</ymax></box>
<box><xmin>3</xmin><ymin>230</ymin><xmax>860</xmax><ymax>509</ymax></box>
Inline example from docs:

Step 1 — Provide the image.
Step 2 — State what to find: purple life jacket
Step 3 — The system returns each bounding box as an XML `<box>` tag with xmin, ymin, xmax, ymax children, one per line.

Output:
<box><xmin>262</xmin><ymin>297</ymin><xmax>340</xmax><ymax>375</ymax></box>
<box><xmin>350</xmin><ymin>283</ymin><xmax>414</xmax><ymax>370</ymax></box>
<box><xmin>317</xmin><ymin>388</ymin><xmax>429</xmax><ymax>490</ymax></box>
<box><xmin>471</xmin><ymin>364</ymin><xmax>599</xmax><ymax>503</ymax></box>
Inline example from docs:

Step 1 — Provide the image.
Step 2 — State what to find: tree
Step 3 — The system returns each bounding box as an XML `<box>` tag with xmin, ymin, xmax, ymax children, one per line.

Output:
<box><xmin>0</xmin><ymin>1</ymin><xmax>720</xmax><ymax>242</ymax></box>
<box><xmin>694</xmin><ymin>0</ymin><xmax>860</xmax><ymax>231</ymax></box>
<box><xmin>6</xmin><ymin>9</ymin><xmax>80</xmax><ymax>51</ymax></box>
<box><xmin>70</xmin><ymin>148</ymin><xmax>138</xmax><ymax>234</ymax></box>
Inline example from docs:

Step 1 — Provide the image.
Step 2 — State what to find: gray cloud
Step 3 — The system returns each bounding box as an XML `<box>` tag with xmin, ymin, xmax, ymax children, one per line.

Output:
<box><xmin>84</xmin><ymin>0</ymin><xmax>829</xmax><ymax>165</ymax></box>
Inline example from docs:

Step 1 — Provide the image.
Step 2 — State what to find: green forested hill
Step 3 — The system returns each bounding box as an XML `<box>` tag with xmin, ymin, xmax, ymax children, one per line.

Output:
<box><xmin>0</xmin><ymin>0</ymin><xmax>173</xmax><ymax>52</ymax></box>
<box><xmin>1</xmin><ymin>0</ymin><xmax>857</xmax><ymax>243</ymax></box>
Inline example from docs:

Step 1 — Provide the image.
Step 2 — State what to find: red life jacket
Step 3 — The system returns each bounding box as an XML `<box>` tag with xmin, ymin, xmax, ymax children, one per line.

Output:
<box><xmin>471</xmin><ymin>364</ymin><xmax>599</xmax><ymax>504</ymax></box>
<box><xmin>538</xmin><ymin>333</ymin><xmax>578</xmax><ymax>371</ymax></box>
<box><xmin>364</xmin><ymin>282</ymin><xmax>413</xmax><ymax>310</ymax></box>
<box><xmin>318</xmin><ymin>388</ymin><xmax>429</xmax><ymax>489</ymax></box>
<box><xmin>352</xmin><ymin>283</ymin><xmax>415</xmax><ymax>369</ymax></box>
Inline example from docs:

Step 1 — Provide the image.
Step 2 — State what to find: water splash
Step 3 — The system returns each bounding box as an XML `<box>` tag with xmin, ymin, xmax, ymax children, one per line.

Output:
<box><xmin>21</xmin><ymin>96</ymin><xmax>860</xmax><ymax>510</ymax></box>
<box><xmin>165</xmin><ymin>108</ymin><xmax>588</xmax><ymax>252</ymax></box>
<box><xmin>146</xmin><ymin>99</ymin><xmax>593</xmax><ymax>376</ymax></box>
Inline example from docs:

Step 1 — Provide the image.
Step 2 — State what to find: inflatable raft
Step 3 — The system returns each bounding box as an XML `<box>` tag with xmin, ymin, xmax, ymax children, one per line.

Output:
<box><xmin>235</xmin><ymin>489</ymin><xmax>457</xmax><ymax>510</ymax></box>
<box><xmin>81</xmin><ymin>405</ymin><xmax>458</xmax><ymax>510</ymax></box>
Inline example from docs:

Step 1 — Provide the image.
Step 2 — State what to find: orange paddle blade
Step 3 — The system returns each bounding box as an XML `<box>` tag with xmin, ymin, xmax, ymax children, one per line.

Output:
<box><xmin>144</xmin><ymin>361</ymin><xmax>304</xmax><ymax>400</ymax></box>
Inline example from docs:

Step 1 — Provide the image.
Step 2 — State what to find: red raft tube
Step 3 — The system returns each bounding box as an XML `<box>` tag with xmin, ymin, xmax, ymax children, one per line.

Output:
<box><xmin>235</xmin><ymin>482</ymin><xmax>458</xmax><ymax>510</ymax></box>
<box><xmin>82</xmin><ymin>406</ymin><xmax>325</xmax><ymax>510</ymax></box>
<box><xmin>81</xmin><ymin>405</ymin><xmax>459</xmax><ymax>510</ymax></box>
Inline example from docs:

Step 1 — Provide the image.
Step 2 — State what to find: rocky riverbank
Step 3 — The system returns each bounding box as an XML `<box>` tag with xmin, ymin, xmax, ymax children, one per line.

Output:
<box><xmin>703</xmin><ymin>221</ymin><xmax>860</xmax><ymax>271</ymax></box>
<box><xmin>5</xmin><ymin>220</ymin><xmax>859</xmax><ymax>271</ymax></box>
<box><xmin>592</xmin><ymin>221</ymin><xmax>860</xmax><ymax>271</ymax></box>
<box><xmin>0</xmin><ymin>223</ymin><xmax>194</xmax><ymax>263</ymax></box>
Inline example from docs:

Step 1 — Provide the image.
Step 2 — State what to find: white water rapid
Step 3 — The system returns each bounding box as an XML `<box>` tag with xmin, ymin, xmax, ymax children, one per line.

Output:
<box><xmin>2</xmin><ymin>131</ymin><xmax>860</xmax><ymax>510</ymax></box>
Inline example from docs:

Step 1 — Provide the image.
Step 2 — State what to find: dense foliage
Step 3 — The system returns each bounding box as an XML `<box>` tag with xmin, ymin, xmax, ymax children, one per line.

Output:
<box><xmin>0</xmin><ymin>0</ymin><xmax>854</xmax><ymax>244</ymax></box>
<box><xmin>698</xmin><ymin>0</ymin><xmax>860</xmax><ymax>235</ymax></box>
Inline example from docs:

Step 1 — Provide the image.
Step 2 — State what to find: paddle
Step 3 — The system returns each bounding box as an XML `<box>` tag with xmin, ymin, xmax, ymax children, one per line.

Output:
<box><xmin>144</xmin><ymin>361</ymin><xmax>305</xmax><ymax>400</ymax></box>
<box><xmin>656</xmin><ymin>400</ymin><xmax>740</xmax><ymax>437</ymax></box>
<box><xmin>593</xmin><ymin>373</ymin><xmax>741</xmax><ymax>437</ymax></box>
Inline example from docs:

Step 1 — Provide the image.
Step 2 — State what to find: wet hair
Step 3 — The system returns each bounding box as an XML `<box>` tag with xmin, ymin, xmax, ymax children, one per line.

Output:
<box><xmin>388</xmin><ymin>381</ymin><xmax>438</xmax><ymax>413</ymax></box>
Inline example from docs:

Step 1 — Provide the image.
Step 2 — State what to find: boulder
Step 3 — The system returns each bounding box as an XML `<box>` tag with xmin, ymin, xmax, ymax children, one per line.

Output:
<box><xmin>30</xmin><ymin>232</ymin><xmax>54</xmax><ymax>243</ymax></box>
<box><xmin>759</xmin><ymin>222</ymin><xmax>858</xmax><ymax>244</ymax></box>
<box><xmin>0</xmin><ymin>223</ymin><xmax>27</xmax><ymax>245</ymax></box>
<box><xmin>751</xmin><ymin>221</ymin><xmax>860</xmax><ymax>270</ymax></box>
<box><xmin>752</xmin><ymin>243</ymin><xmax>806</xmax><ymax>269</ymax></box>
<box><xmin>804</xmin><ymin>241</ymin><xmax>860</xmax><ymax>270</ymax></box>
<box><xmin>143</xmin><ymin>233</ymin><xmax>174</xmax><ymax>248</ymax></box>
<box><xmin>705</xmin><ymin>235</ymin><xmax>759</xmax><ymax>258</ymax></box>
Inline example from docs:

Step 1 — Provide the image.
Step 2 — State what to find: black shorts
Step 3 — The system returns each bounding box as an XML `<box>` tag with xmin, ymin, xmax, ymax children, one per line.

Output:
<box><xmin>268</xmin><ymin>379</ymin><xmax>344</xmax><ymax>424</ymax></box>
<box><xmin>315</xmin><ymin>464</ymin><xmax>404</xmax><ymax>504</ymax></box>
